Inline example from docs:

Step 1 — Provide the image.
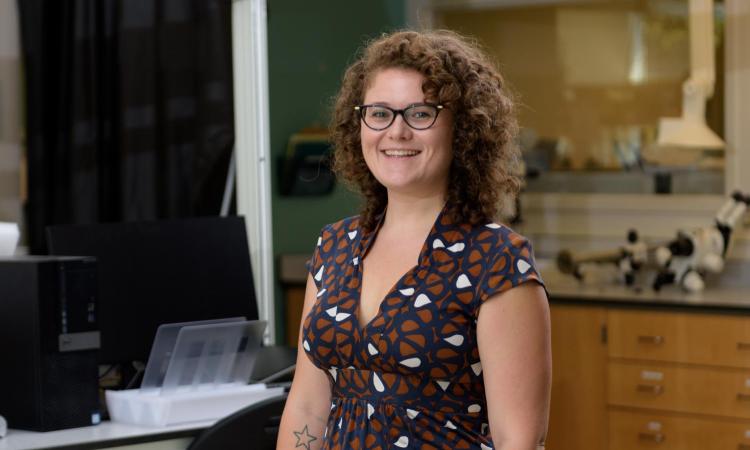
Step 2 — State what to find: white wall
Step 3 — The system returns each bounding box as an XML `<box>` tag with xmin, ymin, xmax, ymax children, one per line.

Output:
<box><xmin>232</xmin><ymin>0</ymin><xmax>275</xmax><ymax>343</ymax></box>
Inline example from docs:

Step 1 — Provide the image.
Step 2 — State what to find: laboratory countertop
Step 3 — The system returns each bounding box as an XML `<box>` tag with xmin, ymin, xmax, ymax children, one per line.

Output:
<box><xmin>540</xmin><ymin>262</ymin><xmax>750</xmax><ymax>312</ymax></box>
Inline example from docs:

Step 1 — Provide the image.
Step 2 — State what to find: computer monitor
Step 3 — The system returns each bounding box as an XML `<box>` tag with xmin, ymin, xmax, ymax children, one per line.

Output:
<box><xmin>47</xmin><ymin>216</ymin><xmax>258</xmax><ymax>365</ymax></box>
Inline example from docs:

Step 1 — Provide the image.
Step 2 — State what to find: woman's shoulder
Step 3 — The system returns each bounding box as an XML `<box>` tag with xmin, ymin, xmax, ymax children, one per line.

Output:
<box><xmin>309</xmin><ymin>215</ymin><xmax>362</xmax><ymax>277</ymax></box>
<box><xmin>462</xmin><ymin>220</ymin><xmax>532</xmax><ymax>252</ymax></box>
<box><xmin>317</xmin><ymin>215</ymin><xmax>362</xmax><ymax>237</ymax></box>
<box><xmin>314</xmin><ymin>215</ymin><xmax>363</xmax><ymax>252</ymax></box>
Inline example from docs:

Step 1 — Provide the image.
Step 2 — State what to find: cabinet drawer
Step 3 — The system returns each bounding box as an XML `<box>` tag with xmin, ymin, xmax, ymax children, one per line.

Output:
<box><xmin>608</xmin><ymin>361</ymin><xmax>750</xmax><ymax>418</ymax></box>
<box><xmin>609</xmin><ymin>409</ymin><xmax>750</xmax><ymax>450</ymax></box>
<box><xmin>608</xmin><ymin>309</ymin><xmax>750</xmax><ymax>368</ymax></box>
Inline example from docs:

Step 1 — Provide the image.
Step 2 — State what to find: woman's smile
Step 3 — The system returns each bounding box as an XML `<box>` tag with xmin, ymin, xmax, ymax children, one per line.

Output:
<box><xmin>380</xmin><ymin>148</ymin><xmax>422</xmax><ymax>157</ymax></box>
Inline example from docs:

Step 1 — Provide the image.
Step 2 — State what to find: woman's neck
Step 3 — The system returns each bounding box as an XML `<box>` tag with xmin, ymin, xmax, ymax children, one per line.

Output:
<box><xmin>381</xmin><ymin>190</ymin><xmax>446</xmax><ymax>232</ymax></box>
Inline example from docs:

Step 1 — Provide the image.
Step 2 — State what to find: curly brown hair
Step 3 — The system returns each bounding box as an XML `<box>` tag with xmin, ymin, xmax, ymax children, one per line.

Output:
<box><xmin>330</xmin><ymin>29</ymin><xmax>521</xmax><ymax>231</ymax></box>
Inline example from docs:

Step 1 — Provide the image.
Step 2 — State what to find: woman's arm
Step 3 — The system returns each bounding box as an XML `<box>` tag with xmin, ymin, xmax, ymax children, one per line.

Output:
<box><xmin>476</xmin><ymin>282</ymin><xmax>551</xmax><ymax>450</ymax></box>
<box><xmin>277</xmin><ymin>275</ymin><xmax>332</xmax><ymax>450</ymax></box>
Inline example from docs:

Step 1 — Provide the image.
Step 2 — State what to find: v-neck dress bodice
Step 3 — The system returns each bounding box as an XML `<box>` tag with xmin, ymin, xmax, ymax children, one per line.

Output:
<box><xmin>301</xmin><ymin>208</ymin><xmax>544</xmax><ymax>449</ymax></box>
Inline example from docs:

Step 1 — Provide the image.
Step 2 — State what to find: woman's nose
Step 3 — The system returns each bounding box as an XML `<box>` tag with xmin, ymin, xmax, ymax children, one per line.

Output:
<box><xmin>387</xmin><ymin>113</ymin><xmax>412</xmax><ymax>140</ymax></box>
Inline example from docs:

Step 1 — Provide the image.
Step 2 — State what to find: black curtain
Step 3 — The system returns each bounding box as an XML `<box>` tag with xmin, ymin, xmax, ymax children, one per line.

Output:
<box><xmin>18</xmin><ymin>0</ymin><xmax>235</xmax><ymax>254</ymax></box>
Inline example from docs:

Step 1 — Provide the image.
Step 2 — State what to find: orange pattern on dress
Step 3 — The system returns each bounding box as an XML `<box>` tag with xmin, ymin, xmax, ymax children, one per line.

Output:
<box><xmin>302</xmin><ymin>205</ymin><xmax>543</xmax><ymax>449</ymax></box>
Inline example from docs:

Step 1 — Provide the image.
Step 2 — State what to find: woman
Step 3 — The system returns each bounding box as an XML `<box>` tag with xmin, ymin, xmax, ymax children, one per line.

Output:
<box><xmin>278</xmin><ymin>30</ymin><xmax>550</xmax><ymax>450</ymax></box>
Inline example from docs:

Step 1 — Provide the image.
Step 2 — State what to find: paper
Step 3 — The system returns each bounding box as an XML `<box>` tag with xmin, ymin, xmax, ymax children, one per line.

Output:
<box><xmin>0</xmin><ymin>222</ymin><xmax>19</xmax><ymax>256</ymax></box>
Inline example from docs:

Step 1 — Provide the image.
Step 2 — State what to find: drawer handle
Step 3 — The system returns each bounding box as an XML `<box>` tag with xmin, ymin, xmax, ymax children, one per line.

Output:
<box><xmin>638</xmin><ymin>432</ymin><xmax>665</xmax><ymax>443</ymax></box>
<box><xmin>738</xmin><ymin>342</ymin><xmax>750</xmax><ymax>350</ymax></box>
<box><xmin>637</xmin><ymin>384</ymin><xmax>664</xmax><ymax>395</ymax></box>
<box><xmin>737</xmin><ymin>393</ymin><xmax>750</xmax><ymax>401</ymax></box>
<box><xmin>638</xmin><ymin>335</ymin><xmax>664</xmax><ymax>345</ymax></box>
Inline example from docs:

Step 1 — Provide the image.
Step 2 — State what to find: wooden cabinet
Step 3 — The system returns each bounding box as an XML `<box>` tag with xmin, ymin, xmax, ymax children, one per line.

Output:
<box><xmin>549</xmin><ymin>304</ymin><xmax>750</xmax><ymax>450</ymax></box>
<box><xmin>607</xmin><ymin>308</ymin><xmax>750</xmax><ymax>450</ymax></box>
<box><xmin>547</xmin><ymin>304</ymin><xmax>608</xmax><ymax>450</ymax></box>
<box><xmin>608</xmin><ymin>410</ymin><xmax>750</xmax><ymax>450</ymax></box>
<box><xmin>608</xmin><ymin>360</ymin><xmax>750</xmax><ymax>418</ymax></box>
<box><xmin>284</xmin><ymin>285</ymin><xmax>306</xmax><ymax>347</ymax></box>
<box><xmin>608</xmin><ymin>309</ymin><xmax>750</xmax><ymax>368</ymax></box>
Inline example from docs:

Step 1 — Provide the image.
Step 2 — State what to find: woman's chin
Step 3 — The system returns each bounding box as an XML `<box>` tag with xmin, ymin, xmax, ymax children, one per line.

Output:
<box><xmin>380</xmin><ymin>180</ymin><xmax>446</xmax><ymax>198</ymax></box>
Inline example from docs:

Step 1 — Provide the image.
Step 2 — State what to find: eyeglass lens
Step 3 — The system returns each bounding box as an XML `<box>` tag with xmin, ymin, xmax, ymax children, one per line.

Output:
<box><xmin>362</xmin><ymin>105</ymin><xmax>439</xmax><ymax>130</ymax></box>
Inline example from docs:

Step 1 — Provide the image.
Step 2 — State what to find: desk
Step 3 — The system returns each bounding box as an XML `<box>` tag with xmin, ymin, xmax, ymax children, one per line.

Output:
<box><xmin>0</xmin><ymin>420</ymin><xmax>212</xmax><ymax>450</ymax></box>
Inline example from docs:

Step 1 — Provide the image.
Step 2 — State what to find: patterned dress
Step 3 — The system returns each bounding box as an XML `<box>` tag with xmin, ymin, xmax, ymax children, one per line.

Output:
<box><xmin>302</xmin><ymin>205</ymin><xmax>544</xmax><ymax>449</ymax></box>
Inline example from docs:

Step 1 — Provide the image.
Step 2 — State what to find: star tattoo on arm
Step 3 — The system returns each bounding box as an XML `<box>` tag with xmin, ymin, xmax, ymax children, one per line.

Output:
<box><xmin>293</xmin><ymin>425</ymin><xmax>318</xmax><ymax>449</ymax></box>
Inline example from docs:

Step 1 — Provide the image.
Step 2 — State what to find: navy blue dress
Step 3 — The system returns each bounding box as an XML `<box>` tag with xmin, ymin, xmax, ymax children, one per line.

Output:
<box><xmin>302</xmin><ymin>206</ymin><xmax>543</xmax><ymax>450</ymax></box>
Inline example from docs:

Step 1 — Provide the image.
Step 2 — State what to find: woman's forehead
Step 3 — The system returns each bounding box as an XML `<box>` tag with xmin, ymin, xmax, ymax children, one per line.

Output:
<box><xmin>363</xmin><ymin>67</ymin><xmax>427</xmax><ymax>104</ymax></box>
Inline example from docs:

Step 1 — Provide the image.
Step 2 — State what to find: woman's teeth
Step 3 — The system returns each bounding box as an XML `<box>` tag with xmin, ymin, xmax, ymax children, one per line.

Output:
<box><xmin>383</xmin><ymin>149</ymin><xmax>420</xmax><ymax>157</ymax></box>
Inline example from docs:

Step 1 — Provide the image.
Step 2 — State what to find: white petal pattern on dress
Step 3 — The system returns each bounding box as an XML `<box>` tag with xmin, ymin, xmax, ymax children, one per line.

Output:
<box><xmin>447</xmin><ymin>242</ymin><xmax>465</xmax><ymax>253</ymax></box>
<box><xmin>399</xmin><ymin>357</ymin><xmax>421</xmax><ymax>368</ymax></box>
<box><xmin>352</xmin><ymin>256</ymin><xmax>359</xmax><ymax>266</ymax></box>
<box><xmin>394</xmin><ymin>436</ymin><xmax>409</xmax><ymax>448</ymax></box>
<box><xmin>316</xmin><ymin>288</ymin><xmax>327</xmax><ymax>298</ymax></box>
<box><xmin>367</xmin><ymin>403</ymin><xmax>374</xmax><ymax>419</ymax></box>
<box><xmin>443</xmin><ymin>334</ymin><xmax>465</xmax><ymax>346</ymax></box>
<box><xmin>471</xmin><ymin>361</ymin><xmax>483</xmax><ymax>376</ymax></box>
<box><xmin>326</xmin><ymin>306</ymin><xmax>337</xmax><ymax>317</ymax></box>
<box><xmin>456</xmin><ymin>274</ymin><xmax>472</xmax><ymax>289</ymax></box>
<box><xmin>399</xmin><ymin>288</ymin><xmax>415</xmax><ymax>296</ymax></box>
<box><xmin>414</xmin><ymin>294</ymin><xmax>431</xmax><ymax>307</ymax></box>
<box><xmin>468</xmin><ymin>404</ymin><xmax>481</xmax><ymax>413</ymax></box>
<box><xmin>335</xmin><ymin>312</ymin><xmax>351</xmax><ymax>322</ymax></box>
<box><xmin>517</xmin><ymin>259</ymin><xmax>531</xmax><ymax>274</ymax></box>
<box><xmin>348</xmin><ymin>230</ymin><xmax>358</xmax><ymax>240</ymax></box>
<box><xmin>328</xmin><ymin>367</ymin><xmax>337</xmax><ymax>381</ymax></box>
<box><xmin>436</xmin><ymin>380</ymin><xmax>450</xmax><ymax>391</ymax></box>
<box><xmin>485</xmin><ymin>223</ymin><xmax>501</xmax><ymax>229</ymax></box>
<box><xmin>367</xmin><ymin>343</ymin><xmax>378</xmax><ymax>355</ymax></box>
<box><xmin>406</xmin><ymin>408</ymin><xmax>419</xmax><ymax>419</ymax></box>
<box><xmin>432</xmin><ymin>239</ymin><xmax>445</xmax><ymax>249</ymax></box>
<box><xmin>314</xmin><ymin>265</ymin><xmax>324</xmax><ymax>282</ymax></box>
<box><xmin>481</xmin><ymin>443</ymin><xmax>493</xmax><ymax>450</ymax></box>
<box><xmin>303</xmin><ymin>340</ymin><xmax>310</xmax><ymax>352</ymax></box>
<box><xmin>372</xmin><ymin>373</ymin><xmax>385</xmax><ymax>392</ymax></box>
<box><xmin>445</xmin><ymin>420</ymin><xmax>457</xmax><ymax>430</ymax></box>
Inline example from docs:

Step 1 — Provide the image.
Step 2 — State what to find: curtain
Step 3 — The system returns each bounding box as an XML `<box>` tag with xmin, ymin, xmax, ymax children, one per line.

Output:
<box><xmin>18</xmin><ymin>0</ymin><xmax>235</xmax><ymax>254</ymax></box>
<box><xmin>0</xmin><ymin>0</ymin><xmax>23</xmax><ymax>226</ymax></box>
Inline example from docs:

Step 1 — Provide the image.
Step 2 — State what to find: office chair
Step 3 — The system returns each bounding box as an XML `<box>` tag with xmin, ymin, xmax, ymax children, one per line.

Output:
<box><xmin>187</xmin><ymin>393</ymin><xmax>287</xmax><ymax>450</ymax></box>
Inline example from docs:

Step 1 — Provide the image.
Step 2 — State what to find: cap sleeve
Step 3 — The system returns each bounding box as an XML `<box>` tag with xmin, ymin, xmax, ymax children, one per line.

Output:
<box><xmin>307</xmin><ymin>232</ymin><xmax>323</xmax><ymax>290</ymax></box>
<box><xmin>307</xmin><ymin>225</ymin><xmax>333</xmax><ymax>291</ymax></box>
<box><xmin>477</xmin><ymin>231</ymin><xmax>545</xmax><ymax>305</ymax></box>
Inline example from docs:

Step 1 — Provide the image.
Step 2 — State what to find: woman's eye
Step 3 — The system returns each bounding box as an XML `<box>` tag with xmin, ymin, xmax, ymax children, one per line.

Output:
<box><xmin>409</xmin><ymin>110</ymin><xmax>433</xmax><ymax>120</ymax></box>
<box><xmin>370</xmin><ymin>109</ymin><xmax>390</xmax><ymax>119</ymax></box>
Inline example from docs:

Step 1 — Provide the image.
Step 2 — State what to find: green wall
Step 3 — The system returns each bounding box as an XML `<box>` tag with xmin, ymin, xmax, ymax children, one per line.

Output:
<box><xmin>267</xmin><ymin>0</ymin><xmax>406</xmax><ymax>342</ymax></box>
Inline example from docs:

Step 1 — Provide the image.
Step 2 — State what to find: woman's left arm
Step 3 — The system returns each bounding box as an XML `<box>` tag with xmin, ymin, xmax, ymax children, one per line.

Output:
<box><xmin>476</xmin><ymin>282</ymin><xmax>551</xmax><ymax>450</ymax></box>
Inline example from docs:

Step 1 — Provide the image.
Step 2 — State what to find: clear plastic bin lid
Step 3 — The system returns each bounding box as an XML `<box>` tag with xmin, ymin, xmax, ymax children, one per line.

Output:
<box><xmin>140</xmin><ymin>317</ymin><xmax>266</xmax><ymax>395</ymax></box>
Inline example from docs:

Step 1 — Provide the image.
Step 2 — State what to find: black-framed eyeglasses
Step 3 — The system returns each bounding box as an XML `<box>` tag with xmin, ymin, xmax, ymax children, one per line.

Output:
<box><xmin>354</xmin><ymin>103</ymin><xmax>444</xmax><ymax>131</ymax></box>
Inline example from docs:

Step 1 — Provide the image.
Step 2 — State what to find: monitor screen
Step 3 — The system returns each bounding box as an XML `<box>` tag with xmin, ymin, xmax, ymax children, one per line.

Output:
<box><xmin>47</xmin><ymin>216</ymin><xmax>258</xmax><ymax>364</ymax></box>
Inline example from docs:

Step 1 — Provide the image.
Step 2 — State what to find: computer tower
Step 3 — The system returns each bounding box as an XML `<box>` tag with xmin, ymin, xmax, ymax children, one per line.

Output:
<box><xmin>0</xmin><ymin>256</ymin><xmax>101</xmax><ymax>431</ymax></box>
